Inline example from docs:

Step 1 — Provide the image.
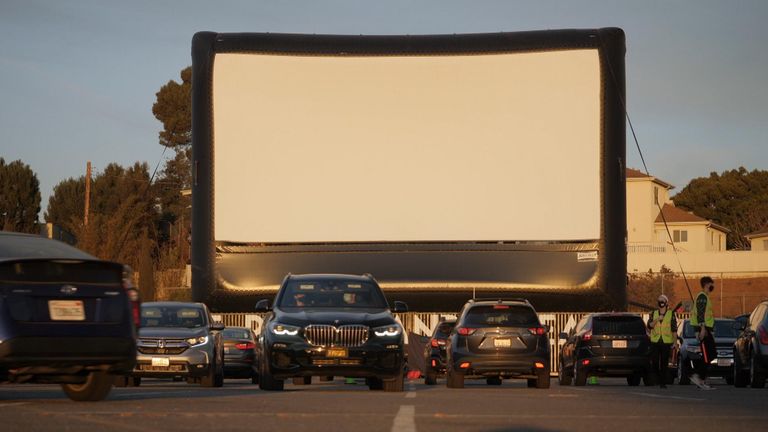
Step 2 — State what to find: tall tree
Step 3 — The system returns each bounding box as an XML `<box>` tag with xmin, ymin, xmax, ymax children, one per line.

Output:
<box><xmin>0</xmin><ymin>158</ymin><xmax>41</xmax><ymax>233</ymax></box>
<box><xmin>153</xmin><ymin>66</ymin><xmax>192</xmax><ymax>149</ymax></box>
<box><xmin>45</xmin><ymin>176</ymin><xmax>86</xmax><ymax>232</ymax></box>
<box><xmin>673</xmin><ymin>167</ymin><xmax>768</xmax><ymax>250</ymax></box>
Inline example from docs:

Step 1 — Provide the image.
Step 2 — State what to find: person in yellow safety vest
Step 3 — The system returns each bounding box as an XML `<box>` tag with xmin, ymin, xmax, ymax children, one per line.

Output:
<box><xmin>689</xmin><ymin>276</ymin><xmax>717</xmax><ymax>389</ymax></box>
<box><xmin>647</xmin><ymin>294</ymin><xmax>677</xmax><ymax>388</ymax></box>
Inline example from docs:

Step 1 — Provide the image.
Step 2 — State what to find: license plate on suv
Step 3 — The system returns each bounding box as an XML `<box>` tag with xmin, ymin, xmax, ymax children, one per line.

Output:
<box><xmin>48</xmin><ymin>300</ymin><xmax>85</xmax><ymax>321</ymax></box>
<box><xmin>612</xmin><ymin>340</ymin><xmax>628</xmax><ymax>349</ymax></box>
<box><xmin>494</xmin><ymin>338</ymin><xmax>512</xmax><ymax>348</ymax></box>
<box><xmin>326</xmin><ymin>347</ymin><xmax>348</xmax><ymax>358</ymax></box>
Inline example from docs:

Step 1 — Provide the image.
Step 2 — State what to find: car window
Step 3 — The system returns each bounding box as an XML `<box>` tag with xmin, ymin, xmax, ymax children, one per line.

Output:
<box><xmin>223</xmin><ymin>329</ymin><xmax>252</xmax><ymax>339</ymax></box>
<box><xmin>433</xmin><ymin>321</ymin><xmax>456</xmax><ymax>338</ymax></box>
<box><xmin>141</xmin><ymin>305</ymin><xmax>206</xmax><ymax>328</ymax></box>
<box><xmin>462</xmin><ymin>305</ymin><xmax>539</xmax><ymax>327</ymax></box>
<box><xmin>277</xmin><ymin>280</ymin><xmax>388</xmax><ymax>309</ymax></box>
<box><xmin>713</xmin><ymin>320</ymin><xmax>739</xmax><ymax>338</ymax></box>
<box><xmin>592</xmin><ymin>316</ymin><xmax>645</xmax><ymax>335</ymax></box>
<box><xmin>750</xmin><ymin>304</ymin><xmax>766</xmax><ymax>328</ymax></box>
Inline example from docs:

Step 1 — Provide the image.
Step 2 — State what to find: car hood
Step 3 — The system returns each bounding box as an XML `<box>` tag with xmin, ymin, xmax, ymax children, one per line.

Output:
<box><xmin>274</xmin><ymin>308</ymin><xmax>396</xmax><ymax>327</ymax></box>
<box><xmin>138</xmin><ymin>327</ymin><xmax>208</xmax><ymax>338</ymax></box>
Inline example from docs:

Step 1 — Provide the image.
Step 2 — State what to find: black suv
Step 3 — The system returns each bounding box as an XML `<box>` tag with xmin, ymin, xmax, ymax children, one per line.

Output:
<box><xmin>423</xmin><ymin>318</ymin><xmax>456</xmax><ymax>385</ymax></box>
<box><xmin>733</xmin><ymin>300</ymin><xmax>768</xmax><ymax>388</ymax></box>
<box><xmin>0</xmin><ymin>232</ymin><xmax>139</xmax><ymax>401</ymax></box>
<box><xmin>558</xmin><ymin>313</ymin><xmax>650</xmax><ymax>386</ymax></box>
<box><xmin>672</xmin><ymin>318</ymin><xmax>739</xmax><ymax>385</ymax></box>
<box><xmin>445</xmin><ymin>299</ymin><xmax>550</xmax><ymax>389</ymax></box>
<box><xmin>255</xmin><ymin>274</ymin><xmax>408</xmax><ymax>392</ymax></box>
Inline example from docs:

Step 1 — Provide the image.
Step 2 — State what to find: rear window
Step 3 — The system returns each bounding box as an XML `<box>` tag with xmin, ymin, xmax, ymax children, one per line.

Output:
<box><xmin>463</xmin><ymin>305</ymin><xmax>539</xmax><ymax>327</ymax></box>
<box><xmin>592</xmin><ymin>316</ymin><xmax>646</xmax><ymax>335</ymax></box>
<box><xmin>683</xmin><ymin>320</ymin><xmax>739</xmax><ymax>338</ymax></box>
<box><xmin>141</xmin><ymin>305</ymin><xmax>207</xmax><ymax>328</ymax></box>
<box><xmin>223</xmin><ymin>329</ymin><xmax>252</xmax><ymax>340</ymax></box>
<box><xmin>433</xmin><ymin>321</ymin><xmax>456</xmax><ymax>338</ymax></box>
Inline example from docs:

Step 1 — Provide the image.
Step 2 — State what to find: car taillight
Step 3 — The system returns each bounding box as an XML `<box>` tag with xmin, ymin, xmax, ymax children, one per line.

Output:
<box><xmin>430</xmin><ymin>338</ymin><xmax>439</xmax><ymax>347</ymax></box>
<box><xmin>759</xmin><ymin>325</ymin><xmax>768</xmax><ymax>345</ymax></box>
<box><xmin>582</xmin><ymin>330</ymin><xmax>592</xmax><ymax>342</ymax></box>
<box><xmin>122</xmin><ymin>265</ymin><xmax>141</xmax><ymax>329</ymax></box>
<box><xmin>528</xmin><ymin>327</ymin><xmax>546</xmax><ymax>336</ymax></box>
<box><xmin>457</xmin><ymin>327</ymin><xmax>476</xmax><ymax>336</ymax></box>
<box><xmin>235</xmin><ymin>342</ymin><xmax>256</xmax><ymax>350</ymax></box>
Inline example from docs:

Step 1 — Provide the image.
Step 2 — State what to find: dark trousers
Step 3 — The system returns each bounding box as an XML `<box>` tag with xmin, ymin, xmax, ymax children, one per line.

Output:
<box><xmin>694</xmin><ymin>331</ymin><xmax>717</xmax><ymax>379</ymax></box>
<box><xmin>650</xmin><ymin>341</ymin><xmax>671</xmax><ymax>385</ymax></box>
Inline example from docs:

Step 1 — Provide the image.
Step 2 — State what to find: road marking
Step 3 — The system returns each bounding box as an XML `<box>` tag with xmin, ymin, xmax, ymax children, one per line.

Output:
<box><xmin>548</xmin><ymin>393</ymin><xmax>578</xmax><ymax>398</ymax></box>
<box><xmin>405</xmin><ymin>391</ymin><xmax>416</xmax><ymax>398</ymax></box>
<box><xmin>629</xmin><ymin>392</ymin><xmax>705</xmax><ymax>401</ymax></box>
<box><xmin>391</xmin><ymin>405</ymin><xmax>416</xmax><ymax>432</ymax></box>
<box><xmin>0</xmin><ymin>402</ymin><xmax>28</xmax><ymax>407</ymax></box>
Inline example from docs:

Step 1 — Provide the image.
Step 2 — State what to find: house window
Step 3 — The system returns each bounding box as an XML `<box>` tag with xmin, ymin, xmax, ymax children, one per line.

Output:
<box><xmin>654</xmin><ymin>187</ymin><xmax>659</xmax><ymax>205</ymax></box>
<box><xmin>673</xmin><ymin>230</ymin><xmax>688</xmax><ymax>243</ymax></box>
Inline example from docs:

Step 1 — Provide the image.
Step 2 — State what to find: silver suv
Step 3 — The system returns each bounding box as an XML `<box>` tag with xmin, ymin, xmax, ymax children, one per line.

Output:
<box><xmin>120</xmin><ymin>302</ymin><xmax>225</xmax><ymax>387</ymax></box>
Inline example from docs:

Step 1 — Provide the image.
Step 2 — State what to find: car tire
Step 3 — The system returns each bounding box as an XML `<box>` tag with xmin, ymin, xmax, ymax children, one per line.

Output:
<box><xmin>251</xmin><ymin>372</ymin><xmax>260</xmax><ymax>385</ymax></box>
<box><xmin>558</xmin><ymin>363</ymin><xmax>572</xmax><ymax>386</ymax></box>
<box><xmin>677</xmin><ymin>358</ymin><xmax>691</xmax><ymax>385</ymax></box>
<box><xmin>131</xmin><ymin>377</ymin><xmax>141</xmax><ymax>387</ymax></box>
<box><xmin>628</xmin><ymin>373</ymin><xmax>642</xmax><ymax>386</ymax></box>
<box><xmin>424</xmin><ymin>371</ymin><xmax>437</xmax><ymax>385</ymax></box>
<box><xmin>113</xmin><ymin>375</ymin><xmax>129</xmax><ymax>387</ymax></box>
<box><xmin>367</xmin><ymin>377</ymin><xmax>383</xmax><ymax>390</ymax></box>
<box><xmin>383</xmin><ymin>369</ymin><xmax>405</xmax><ymax>393</ymax></box>
<box><xmin>725</xmin><ymin>371</ymin><xmax>734</xmax><ymax>386</ymax></box>
<box><xmin>536</xmin><ymin>371</ymin><xmax>550</xmax><ymax>389</ymax></box>
<box><xmin>293</xmin><ymin>376</ymin><xmax>312</xmax><ymax>385</ymax></box>
<box><xmin>258</xmin><ymin>359</ymin><xmax>284</xmax><ymax>391</ymax></box>
<box><xmin>750</xmin><ymin>353</ymin><xmax>766</xmax><ymax>388</ymax></box>
<box><xmin>573</xmin><ymin>365</ymin><xmax>587</xmax><ymax>386</ymax></box>
<box><xmin>320</xmin><ymin>376</ymin><xmax>334</xmax><ymax>382</ymax></box>
<box><xmin>61</xmin><ymin>371</ymin><xmax>113</xmax><ymax>402</ymax></box>
<box><xmin>446</xmin><ymin>369</ymin><xmax>464</xmax><ymax>389</ymax></box>
<box><xmin>733</xmin><ymin>351</ymin><xmax>749</xmax><ymax>387</ymax></box>
<box><xmin>486</xmin><ymin>377</ymin><xmax>502</xmax><ymax>386</ymax></box>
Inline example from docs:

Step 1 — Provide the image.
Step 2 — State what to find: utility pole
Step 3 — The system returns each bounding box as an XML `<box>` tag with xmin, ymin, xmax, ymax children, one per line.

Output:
<box><xmin>84</xmin><ymin>161</ymin><xmax>91</xmax><ymax>227</ymax></box>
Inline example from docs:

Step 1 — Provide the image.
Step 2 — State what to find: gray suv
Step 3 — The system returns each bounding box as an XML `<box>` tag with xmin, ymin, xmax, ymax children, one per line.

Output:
<box><xmin>121</xmin><ymin>302</ymin><xmax>225</xmax><ymax>387</ymax></box>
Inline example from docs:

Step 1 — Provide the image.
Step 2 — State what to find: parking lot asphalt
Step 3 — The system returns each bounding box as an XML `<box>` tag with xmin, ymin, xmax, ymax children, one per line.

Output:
<box><xmin>1</xmin><ymin>376</ymin><xmax>766</xmax><ymax>432</ymax></box>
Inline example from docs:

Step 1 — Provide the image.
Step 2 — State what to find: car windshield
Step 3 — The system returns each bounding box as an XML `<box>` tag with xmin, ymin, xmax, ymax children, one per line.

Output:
<box><xmin>463</xmin><ymin>305</ymin><xmax>539</xmax><ymax>327</ymax></box>
<box><xmin>141</xmin><ymin>305</ymin><xmax>206</xmax><ymax>328</ymax></box>
<box><xmin>592</xmin><ymin>316</ymin><xmax>646</xmax><ymax>335</ymax></box>
<box><xmin>277</xmin><ymin>280</ymin><xmax>388</xmax><ymax>309</ymax></box>
<box><xmin>223</xmin><ymin>329</ymin><xmax>252</xmax><ymax>339</ymax></box>
<box><xmin>683</xmin><ymin>320</ymin><xmax>739</xmax><ymax>338</ymax></box>
<box><xmin>434</xmin><ymin>321</ymin><xmax>456</xmax><ymax>338</ymax></box>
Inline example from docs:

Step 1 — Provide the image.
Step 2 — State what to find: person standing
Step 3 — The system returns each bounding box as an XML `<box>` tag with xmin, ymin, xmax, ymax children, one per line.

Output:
<box><xmin>647</xmin><ymin>294</ymin><xmax>677</xmax><ymax>388</ymax></box>
<box><xmin>690</xmin><ymin>276</ymin><xmax>717</xmax><ymax>389</ymax></box>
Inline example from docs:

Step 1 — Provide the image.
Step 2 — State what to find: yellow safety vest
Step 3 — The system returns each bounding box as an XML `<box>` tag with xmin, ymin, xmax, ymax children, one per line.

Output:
<box><xmin>650</xmin><ymin>309</ymin><xmax>673</xmax><ymax>344</ymax></box>
<box><xmin>690</xmin><ymin>292</ymin><xmax>714</xmax><ymax>328</ymax></box>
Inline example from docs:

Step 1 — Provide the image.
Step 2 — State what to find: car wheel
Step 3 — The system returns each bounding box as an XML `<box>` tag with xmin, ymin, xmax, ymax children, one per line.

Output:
<box><xmin>536</xmin><ymin>371</ymin><xmax>550</xmax><ymax>389</ymax></box>
<box><xmin>558</xmin><ymin>363</ymin><xmax>572</xmax><ymax>386</ymax></box>
<box><xmin>113</xmin><ymin>375</ymin><xmax>129</xmax><ymax>388</ymax></box>
<box><xmin>725</xmin><ymin>370</ymin><xmax>734</xmax><ymax>386</ymax></box>
<box><xmin>320</xmin><ymin>376</ymin><xmax>334</xmax><ymax>382</ymax></box>
<box><xmin>733</xmin><ymin>351</ymin><xmax>749</xmax><ymax>387</ymax></box>
<box><xmin>486</xmin><ymin>377</ymin><xmax>502</xmax><ymax>386</ymax></box>
<box><xmin>750</xmin><ymin>353</ymin><xmax>766</xmax><ymax>388</ymax></box>
<box><xmin>642</xmin><ymin>371</ymin><xmax>655</xmax><ymax>386</ymax></box>
<box><xmin>424</xmin><ymin>371</ymin><xmax>437</xmax><ymax>385</ymax></box>
<box><xmin>573</xmin><ymin>365</ymin><xmax>587</xmax><ymax>386</ymax></box>
<box><xmin>131</xmin><ymin>377</ymin><xmax>141</xmax><ymax>387</ymax></box>
<box><xmin>627</xmin><ymin>373</ymin><xmax>642</xmax><ymax>386</ymax></box>
<box><xmin>367</xmin><ymin>377</ymin><xmax>383</xmax><ymax>390</ymax></box>
<box><xmin>251</xmin><ymin>372</ymin><xmax>260</xmax><ymax>385</ymax></box>
<box><xmin>293</xmin><ymin>376</ymin><xmax>312</xmax><ymax>385</ymax></box>
<box><xmin>61</xmin><ymin>371</ymin><xmax>113</xmax><ymax>402</ymax></box>
<box><xmin>677</xmin><ymin>358</ymin><xmax>691</xmax><ymax>385</ymax></box>
<box><xmin>258</xmin><ymin>359</ymin><xmax>284</xmax><ymax>391</ymax></box>
<box><xmin>446</xmin><ymin>368</ymin><xmax>464</xmax><ymax>389</ymax></box>
<box><xmin>383</xmin><ymin>369</ymin><xmax>405</xmax><ymax>393</ymax></box>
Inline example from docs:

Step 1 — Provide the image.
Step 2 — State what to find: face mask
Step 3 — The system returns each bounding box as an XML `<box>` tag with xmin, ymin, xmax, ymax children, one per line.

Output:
<box><xmin>708</xmin><ymin>285</ymin><xmax>715</xmax><ymax>293</ymax></box>
<box><xmin>658</xmin><ymin>303</ymin><xmax>667</xmax><ymax>308</ymax></box>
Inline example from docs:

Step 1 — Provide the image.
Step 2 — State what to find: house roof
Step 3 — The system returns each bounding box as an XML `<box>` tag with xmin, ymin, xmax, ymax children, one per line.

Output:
<box><xmin>746</xmin><ymin>227</ymin><xmax>768</xmax><ymax>239</ymax></box>
<box><xmin>654</xmin><ymin>203</ymin><xmax>731</xmax><ymax>233</ymax></box>
<box><xmin>626</xmin><ymin>168</ymin><xmax>674</xmax><ymax>189</ymax></box>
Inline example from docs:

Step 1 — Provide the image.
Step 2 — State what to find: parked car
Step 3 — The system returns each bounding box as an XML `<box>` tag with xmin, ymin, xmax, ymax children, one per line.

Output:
<box><xmin>671</xmin><ymin>318</ymin><xmax>739</xmax><ymax>385</ymax></box>
<box><xmin>222</xmin><ymin>326</ymin><xmax>258</xmax><ymax>383</ymax></box>
<box><xmin>733</xmin><ymin>300</ymin><xmax>768</xmax><ymax>388</ymax></box>
<box><xmin>255</xmin><ymin>273</ymin><xmax>408</xmax><ymax>392</ymax></box>
<box><xmin>558</xmin><ymin>313</ymin><xmax>650</xmax><ymax>386</ymax></box>
<box><xmin>0</xmin><ymin>231</ymin><xmax>139</xmax><ymax>401</ymax></box>
<box><xmin>126</xmin><ymin>301</ymin><xmax>225</xmax><ymax>387</ymax></box>
<box><xmin>423</xmin><ymin>318</ymin><xmax>456</xmax><ymax>385</ymax></box>
<box><xmin>445</xmin><ymin>298</ymin><xmax>550</xmax><ymax>389</ymax></box>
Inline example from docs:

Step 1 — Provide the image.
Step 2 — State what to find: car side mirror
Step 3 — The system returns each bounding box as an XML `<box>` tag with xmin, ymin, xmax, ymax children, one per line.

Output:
<box><xmin>559</xmin><ymin>332</ymin><xmax>568</xmax><ymax>340</ymax></box>
<box><xmin>735</xmin><ymin>321</ymin><xmax>746</xmax><ymax>331</ymax></box>
<box><xmin>255</xmin><ymin>299</ymin><xmax>271</xmax><ymax>312</ymax></box>
<box><xmin>393</xmin><ymin>301</ymin><xmax>408</xmax><ymax>313</ymax></box>
<box><xmin>210</xmin><ymin>322</ymin><xmax>225</xmax><ymax>331</ymax></box>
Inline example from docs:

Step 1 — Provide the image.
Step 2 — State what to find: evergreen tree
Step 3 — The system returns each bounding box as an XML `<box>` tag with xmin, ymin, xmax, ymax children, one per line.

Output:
<box><xmin>0</xmin><ymin>158</ymin><xmax>41</xmax><ymax>233</ymax></box>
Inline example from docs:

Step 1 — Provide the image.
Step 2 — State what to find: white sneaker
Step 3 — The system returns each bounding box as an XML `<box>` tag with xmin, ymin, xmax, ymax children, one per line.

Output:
<box><xmin>690</xmin><ymin>374</ymin><xmax>703</xmax><ymax>388</ymax></box>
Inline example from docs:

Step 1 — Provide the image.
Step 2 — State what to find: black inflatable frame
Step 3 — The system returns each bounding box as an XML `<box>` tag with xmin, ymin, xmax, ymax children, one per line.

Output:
<box><xmin>191</xmin><ymin>28</ymin><xmax>626</xmax><ymax>312</ymax></box>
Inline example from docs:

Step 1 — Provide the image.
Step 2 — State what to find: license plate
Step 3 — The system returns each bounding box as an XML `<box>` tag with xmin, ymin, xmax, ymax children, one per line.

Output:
<box><xmin>494</xmin><ymin>338</ymin><xmax>512</xmax><ymax>348</ymax></box>
<box><xmin>612</xmin><ymin>340</ymin><xmax>628</xmax><ymax>349</ymax></box>
<box><xmin>48</xmin><ymin>300</ymin><xmax>85</xmax><ymax>321</ymax></box>
<box><xmin>151</xmin><ymin>357</ymin><xmax>170</xmax><ymax>367</ymax></box>
<box><xmin>717</xmin><ymin>358</ymin><xmax>732</xmax><ymax>367</ymax></box>
<box><xmin>326</xmin><ymin>347</ymin><xmax>348</xmax><ymax>358</ymax></box>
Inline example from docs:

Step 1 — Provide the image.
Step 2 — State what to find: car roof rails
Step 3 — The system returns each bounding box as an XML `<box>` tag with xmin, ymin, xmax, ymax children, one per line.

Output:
<box><xmin>469</xmin><ymin>297</ymin><xmax>531</xmax><ymax>304</ymax></box>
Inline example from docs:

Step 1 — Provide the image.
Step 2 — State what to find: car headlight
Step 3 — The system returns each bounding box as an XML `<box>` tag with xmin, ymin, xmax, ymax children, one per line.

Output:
<box><xmin>186</xmin><ymin>336</ymin><xmax>209</xmax><ymax>346</ymax></box>
<box><xmin>374</xmin><ymin>325</ymin><xmax>402</xmax><ymax>337</ymax></box>
<box><xmin>270</xmin><ymin>323</ymin><xmax>300</xmax><ymax>336</ymax></box>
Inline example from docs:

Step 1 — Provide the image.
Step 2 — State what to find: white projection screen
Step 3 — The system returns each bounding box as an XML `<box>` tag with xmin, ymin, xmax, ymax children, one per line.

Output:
<box><xmin>191</xmin><ymin>29</ymin><xmax>627</xmax><ymax>312</ymax></box>
<box><xmin>212</xmin><ymin>51</ymin><xmax>601</xmax><ymax>243</ymax></box>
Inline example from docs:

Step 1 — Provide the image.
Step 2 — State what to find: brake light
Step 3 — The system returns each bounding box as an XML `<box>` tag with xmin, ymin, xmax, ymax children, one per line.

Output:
<box><xmin>235</xmin><ymin>342</ymin><xmax>256</xmax><ymax>350</ymax></box>
<box><xmin>582</xmin><ymin>359</ymin><xmax>590</xmax><ymax>366</ymax></box>
<box><xmin>122</xmin><ymin>265</ymin><xmax>141</xmax><ymax>329</ymax></box>
<box><xmin>459</xmin><ymin>362</ymin><xmax>471</xmax><ymax>369</ymax></box>
<box><xmin>431</xmin><ymin>359</ymin><xmax>437</xmax><ymax>367</ymax></box>
<box><xmin>457</xmin><ymin>327</ymin><xmax>476</xmax><ymax>336</ymax></box>
<box><xmin>493</xmin><ymin>304</ymin><xmax>510</xmax><ymax>309</ymax></box>
<box><xmin>528</xmin><ymin>327</ymin><xmax>546</xmax><ymax>336</ymax></box>
<box><xmin>582</xmin><ymin>330</ymin><xmax>592</xmax><ymax>341</ymax></box>
<box><xmin>534</xmin><ymin>362</ymin><xmax>545</xmax><ymax>369</ymax></box>
<box><xmin>759</xmin><ymin>325</ymin><xmax>768</xmax><ymax>345</ymax></box>
<box><xmin>430</xmin><ymin>338</ymin><xmax>446</xmax><ymax>347</ymax></box>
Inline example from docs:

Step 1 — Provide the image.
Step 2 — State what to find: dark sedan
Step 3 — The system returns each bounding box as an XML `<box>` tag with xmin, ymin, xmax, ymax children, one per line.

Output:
<box><xmin>733</xmin><ymin>300</ymin><xmax>768</xmax><ymax>388</ymax></box>
<box><xmin>423</xmin><ymin>318</ymin><xmax>456</xmax><ymax>385</ymax></box>
<box><xmin>0</xmin><ymin>231</ymin><xmax>139</xmax><ymax>401</ymax></box>
<box><xmin>559</xmin><ymin>313</ymin><xmax>650</xmax><ymax>386</ymax></box>
<box><xmin>671</xmin><ymin>318</ymin><xmax>738</xmax><ymax>385</ymax></box>
<box><xmin>223</xmin><ymin>326</ymin><xmax>258</xmax><ymax>383</ymax></box>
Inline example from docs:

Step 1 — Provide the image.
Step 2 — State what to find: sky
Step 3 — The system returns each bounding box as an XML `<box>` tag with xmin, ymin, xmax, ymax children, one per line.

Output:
<box><xmin>1</xmin><ymin>0</ymin><xmax>767</xmax><ymax>218</ymax></box>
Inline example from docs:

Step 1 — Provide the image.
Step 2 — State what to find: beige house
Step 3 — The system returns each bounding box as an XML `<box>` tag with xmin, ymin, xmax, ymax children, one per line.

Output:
<box><xmin>626</xmin><ymin>168</ymin><xmax>729</xmax><ymax>253</ymax></box>
<box><xmin>746</xmin><ymin>228</ymin><xmax>768</xmax><ymax>251</ymax></box>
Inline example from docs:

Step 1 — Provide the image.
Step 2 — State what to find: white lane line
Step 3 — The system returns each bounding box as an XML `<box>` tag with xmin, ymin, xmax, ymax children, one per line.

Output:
<box><xmin>0</xmin><ymin>402</ymin><xmax>28</xmax><ymax>407</ymax></box>
<box><xmin>391</xmin><ymin>405</ymin><xmax>416</xmax><ymax>432</ymax></box>
<box><xmin>548</xmin><ymin>393</ymin><xmax>578</xmax><ymax>398</ymax></box>
<box><xmin>405</xmin><ymin>391</ymin><xmax>416</xmax><ymax>398</ymax></box>
<box><xmin>629</xmin><ymin>392</ymin><xmax>705</xmax><ymax>401</ymax></box>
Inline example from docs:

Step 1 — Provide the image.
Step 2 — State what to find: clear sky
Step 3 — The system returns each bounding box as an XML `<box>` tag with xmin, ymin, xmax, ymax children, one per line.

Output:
<box><xmin>1</xmin><ymin>0</ymin><xmax>767</xmax><ymax>217</ymax></box>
